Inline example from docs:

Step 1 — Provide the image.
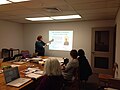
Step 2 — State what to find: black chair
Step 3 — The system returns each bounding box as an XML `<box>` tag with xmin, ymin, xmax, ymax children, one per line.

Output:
<box><xmin>11</xmin><ymin>54</ymin><xmax>23</xmax><ymax>61</ymax></box>
<box><xmin>61</xmin><ymin>58</ymin><xmax>69</xmax><ymax>66</ymax></box>
<box><xmin>2</xmin><ymin>48</ymin><xmax>20</xmax><ymax>62</ymax></box>
<box><xmin>2</xmin><ymin>49</ymin><xmax>11</xmax><ymax>62</ymax></box>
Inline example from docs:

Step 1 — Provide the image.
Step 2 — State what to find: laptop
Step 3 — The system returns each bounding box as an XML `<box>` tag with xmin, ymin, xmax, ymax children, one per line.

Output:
<box><xmin>3</xmin><ymin>67</ymin><xmax>31</xmax><ymax>87</ymax></box>
<box><xmin>0</xmin><ymin>58</ymin><xmax>3</xmax><ymax>66</ymax></box>
<box><xmin>0</xmin><ymin>58</ymin><xmax>3</xmax><ymax>73</ymax></box>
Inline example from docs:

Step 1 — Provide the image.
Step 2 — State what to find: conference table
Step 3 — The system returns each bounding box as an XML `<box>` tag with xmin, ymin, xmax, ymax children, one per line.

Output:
<box><xmin>0</xmin><ymin>56</ymin><xmax>64</xmax><ymax>90</ymax></box>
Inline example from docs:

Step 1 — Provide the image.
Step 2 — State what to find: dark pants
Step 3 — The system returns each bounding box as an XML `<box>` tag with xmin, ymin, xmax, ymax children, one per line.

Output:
<box><xmin>37</xmin><ymin>51</ymin><xmax>45</xmax><ymax>56</ymax></box>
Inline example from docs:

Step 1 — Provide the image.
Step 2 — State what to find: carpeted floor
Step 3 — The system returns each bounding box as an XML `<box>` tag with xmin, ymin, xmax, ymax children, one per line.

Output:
<box><xmin>63</xmin><ymin>73</ymin><xmax>100</xmax><ymax>90</ymax></box>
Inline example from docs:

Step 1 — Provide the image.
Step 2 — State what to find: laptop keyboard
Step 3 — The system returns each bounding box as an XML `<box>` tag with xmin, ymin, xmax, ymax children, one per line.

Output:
<box><xmin>7</xmin><ymin>78</ymin><xmax>31</xmax><ymax>87</ymax></box>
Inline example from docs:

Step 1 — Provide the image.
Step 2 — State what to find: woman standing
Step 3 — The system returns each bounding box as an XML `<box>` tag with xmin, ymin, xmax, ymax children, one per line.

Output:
<box><xmin>35</xmin><ymin>35</ymin><xmax>46</xmax><ymax>56</ymax></box>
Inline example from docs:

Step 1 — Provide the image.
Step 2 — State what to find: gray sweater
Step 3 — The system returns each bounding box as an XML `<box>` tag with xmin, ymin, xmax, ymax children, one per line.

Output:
<box><xmin>63</xmin><ymin>59</ymin><xmax>79</xmax><ymax>80</ymax></box>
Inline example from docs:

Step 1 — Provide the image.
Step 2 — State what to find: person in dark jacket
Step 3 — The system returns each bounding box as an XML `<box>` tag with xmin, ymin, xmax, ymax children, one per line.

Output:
<box><xmin>78</xmin><ymin>49</ymin><xmax>92</xmax><ymax>81</ymax></box>
<box><xmin>35</xmin><ymin>35</ymin><xmax>46</xmax><ymax>56</ymax></box>
<box><xmin>35</xmin><ymin>58</ymin><xmax>64</xmax><ymax>90</ymax></box>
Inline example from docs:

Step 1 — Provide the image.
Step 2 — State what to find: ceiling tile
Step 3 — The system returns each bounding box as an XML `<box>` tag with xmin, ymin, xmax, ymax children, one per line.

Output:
<box><xmin>70</xmin><ymin>1</ymin><xmax>120</xmax><ymax>10</ymax></box>
<box><xmin>0</xmin><ymin>3</ymin><xmax>25</xmax><ymax>12</ymax></box>
<box><xmin>0</xmin><ymin>0</ymin><xmax>119</xmax><ymax>23</ymax></box>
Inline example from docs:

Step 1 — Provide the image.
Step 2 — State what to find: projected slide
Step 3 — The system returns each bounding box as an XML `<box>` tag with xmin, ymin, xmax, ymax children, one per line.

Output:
<box><xmin>49</xmin><ymin>31</ymin><xmax>73</xmax><ymax>51</ymax></box>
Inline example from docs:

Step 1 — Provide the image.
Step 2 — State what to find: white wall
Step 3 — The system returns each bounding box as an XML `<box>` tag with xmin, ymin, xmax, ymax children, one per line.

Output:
<box><xmin>23</xmin><ymin>20</ymin><xmax>114</xmax><ymax>63</ymax></box>
<box><xmin>0</xmin><ymin>20</ymin><xmax>23</xmax><ymax>57</ymax></box>
<box><xmin>115</xmin><ymin>9</ymin><xmax>120</xmax><ymax>78</ymax></box>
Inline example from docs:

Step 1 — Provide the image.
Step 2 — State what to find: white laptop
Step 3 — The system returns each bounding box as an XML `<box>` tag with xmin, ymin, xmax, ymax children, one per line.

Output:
<box><xmin>3</xmin><ymin>67</ymin><xmax>31</xmax><ymax>87</ymax></box>
<box><xmin>0</xmin><ymin>58</ymin><xmax>3</xmax><ymax>73</ymax></box>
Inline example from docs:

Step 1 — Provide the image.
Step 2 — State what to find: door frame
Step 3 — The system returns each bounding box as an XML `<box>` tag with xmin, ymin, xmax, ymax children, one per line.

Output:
<box><xmin>91</xmin><ymin>27</ymin><xmax>115</xmax><ymax>74</ymax></box>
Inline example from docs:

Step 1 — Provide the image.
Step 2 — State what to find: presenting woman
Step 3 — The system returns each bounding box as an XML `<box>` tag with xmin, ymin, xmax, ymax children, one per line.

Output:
<box><xmin>35</xmin><ymin>35</ymin><xmax>53</xmax><ymax>56</ymax></box>
<box><xmin>35</xmin><ymin>35</ymin><xmax>46</xmax><ymax>56</ymax></box>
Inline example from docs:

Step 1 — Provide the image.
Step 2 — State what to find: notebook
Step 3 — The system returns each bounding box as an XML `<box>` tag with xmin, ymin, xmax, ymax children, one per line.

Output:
<box><xmin>3</xmin><ymin>67</ymin><xmax>31</xmax><ymax>87</ymax></box>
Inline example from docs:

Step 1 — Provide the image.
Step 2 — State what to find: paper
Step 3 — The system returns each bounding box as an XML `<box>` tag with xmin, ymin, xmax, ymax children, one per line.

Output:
<box><xmin>13</xmin><ymin>62</ymin><xmax>26</xmax><ymax>64</ymax></box>
<box><xmin>11</xmin><ymin>64</ymin><xmax>20</xmax><ymax>67</ymax></box>
<box><xmin>23</xmin><ymin>67</ymin><xmax>41</xmax><ymax>75</ymax></box>
<box><xmin>0</xmin><ymin>70</ymin><xmax>3</xmax><ymax>74</ymax></box>
<box><xmin>39</xmin><ymin>61</ymin><xmax>44</xmax><ymax>64</ymax></box>
<box><xmin>42</xmin><ymin>59</ymin><xmax>48</xmax><ymax>62</ymax></box>
<box><xmin>104</xmin><ymin>88</ymin><xmax>118</xmax><ymax>90</ymax></box>
<box><xmin>34</xmin><ymin>71</ymin><xmax>43</xmax><ymax>75</ymax></box>
<box><xmin>26</xmin><ymin>73</ymin><xmax>42</xmax><ymax>79</ymax></box>
<box><xmin>48</xmin><ymin>57</ymin><xmax>64</xmax><ymax>63</ymax></box>
<box><xmin>27</xmin><ymin>67</ymin><xmax>40</xmax><ymax>71</ymax></box>
<box><xmin>31</xmin><ymin>58</ymin><xmax>42</xmax><ymax>61</ymax></box>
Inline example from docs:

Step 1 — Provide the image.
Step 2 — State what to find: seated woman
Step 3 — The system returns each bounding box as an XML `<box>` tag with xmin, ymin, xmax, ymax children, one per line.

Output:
<box><xmin>35</xmin><ymin>58</ymin><xmax>64</xmax><ymax>90</ymax></box>
<box><xmin>62</xmin><ymin>49</ymin><xmax>79</xmax><ymax>81</ymax></box>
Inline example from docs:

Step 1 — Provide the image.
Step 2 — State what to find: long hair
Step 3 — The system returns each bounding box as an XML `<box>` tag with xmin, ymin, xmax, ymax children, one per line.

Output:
<box><xmin>43</xmin><ymin>58</ymin><xmax>62</xmax><ymax>76</ymax></box>
<box><xmin>78</xmin><ymin>49</ymin><xmax>85</xmax><ymax>57</ymax></box>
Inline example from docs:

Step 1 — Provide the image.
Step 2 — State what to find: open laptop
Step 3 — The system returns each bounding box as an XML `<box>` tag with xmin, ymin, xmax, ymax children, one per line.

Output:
<box><xmin>3</xmin><ymin>67</ymin><xmax>31</xmax><ymax>87</ymax></box>
<box><xmin>0</xmin><ymin>58</ymin><xmax>3</xmax><ymax>73</ymax></box>
<box><xmin>0</xmin><ymin>58</ymin><xmax>3</xmax><ymax>66</ymax></box>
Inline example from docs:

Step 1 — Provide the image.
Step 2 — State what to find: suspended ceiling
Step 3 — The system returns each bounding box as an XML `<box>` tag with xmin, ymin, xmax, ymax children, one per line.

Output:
<box><xmin>0</xmin><ymin>0</ymin><xmax>120</xmax><ymax>23</ymax></box>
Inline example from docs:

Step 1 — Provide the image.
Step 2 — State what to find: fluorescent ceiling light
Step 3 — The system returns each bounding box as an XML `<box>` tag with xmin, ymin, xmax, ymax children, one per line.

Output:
<box><xmin>26</xmin><ymin>17</ymin><xmax>53</xmax><ymax>21</ymax></box>
<box><xmin>9</xmin><ymin>0</ymin><xmax>30</xmax><ymax>3</ymax></box>
<box><xmin>0</xmin><ymin>0</ymin><xmax>30</xmax><ymax>5</ymax></box>
<box><xmin>0</xmin><ymin>0</ymin><xmax>11</xmax><ymax>5</ymax></box>
<box><xmin>51</xmin><ymin>15</ymin><xmax>81</xmax><ymax>20</ymax></box>
<box><xmin>25</xmin><ymin>15</ymin><xmax>81</xmax><ymax>21</ymax></box>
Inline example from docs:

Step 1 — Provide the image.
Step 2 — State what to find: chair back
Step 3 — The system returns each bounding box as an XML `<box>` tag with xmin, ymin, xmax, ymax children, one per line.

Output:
<box><xmin>21</xmin><ymin>50</ymin><xmax>30</xmax><ymax>58</ymax></box>
<box><xmin>1</xmin><ymin>49</ymin><xmax>11</xmax><ymax>62</ymax></box>
<box><xmin>1</xmin><ymin>49</ymin><xmax>10</xmax><ymax>58</ymax></box>
<box><xmin>61</xmin><ymin>58</ymin><xmax>69</xmax><ymax>66</ymax></box>
<box><xmin>11</xmin><ymin>54</ymin><xmax>23</xmax><ymax>61</ymax></box>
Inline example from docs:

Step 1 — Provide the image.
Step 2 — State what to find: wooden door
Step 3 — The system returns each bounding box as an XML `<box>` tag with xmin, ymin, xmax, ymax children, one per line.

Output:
<box><xmin>91</xmin><ymin>27</ymin><xmax>115</xmax><ymax>74</ymax></box>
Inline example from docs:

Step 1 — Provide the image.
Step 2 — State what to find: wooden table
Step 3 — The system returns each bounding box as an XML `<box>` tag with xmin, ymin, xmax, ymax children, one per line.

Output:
<box><xmin>0</xmin><ymin>56</ymin><xmax>64</xmax><ymax>90</ymax></box>
<box><xmin>0</xmin><ymin>60</ymin><xmax>44</xmax><ymax>90</ymax></box>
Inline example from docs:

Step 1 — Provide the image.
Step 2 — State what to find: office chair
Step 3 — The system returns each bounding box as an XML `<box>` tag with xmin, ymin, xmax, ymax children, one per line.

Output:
<box><xmin>2</xmin><ymin>48</ymin><xmax>11</xmax><ymax>62</ymax></box>
<box><xmin>21</xmin><ymin>50</ymin><xmax>30</xmax><ymax>58</ymax></box>
<box><xmin>98</xmin><ymin>62</ymin><xmax>118</xmax><ymax>87</ymax></box>
<box><xmin>61</xmin><ymin>58</ymin><xmax>69</xmax><ymax>66</ymax></box>
<box><xmin>11</xmin><ymin>54</ymin><xmax>23</xmax><ymax>61</ymax></box>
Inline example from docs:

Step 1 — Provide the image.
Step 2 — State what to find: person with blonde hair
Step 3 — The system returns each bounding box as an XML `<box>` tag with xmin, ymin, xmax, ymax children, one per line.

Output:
<box><xmin>36</xmin><ymin>58</ymin><xmax>64</xmax><ymax>90</ymax></box>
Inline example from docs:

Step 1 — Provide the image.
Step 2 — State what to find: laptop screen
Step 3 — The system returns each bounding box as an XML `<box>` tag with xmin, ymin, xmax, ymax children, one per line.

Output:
<box><xmin>4</xmin><ymin>67</ymin><xmax>20</xmax><ymax>83</ymax></box>
<box><xmin>0</xmin><ymin>58</ymin><xmax>3</xmax><ymax>67</ymax></box>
